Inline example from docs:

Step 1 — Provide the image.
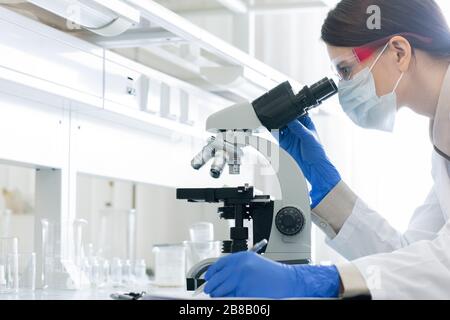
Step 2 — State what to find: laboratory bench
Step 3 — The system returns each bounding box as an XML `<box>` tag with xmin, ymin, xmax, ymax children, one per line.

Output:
<box><xmin>0</xmin><ymin>286</ymin><xmax>202</xmax><ymax>300</ymax></box>
<box><xmin>0</xmin><ymin>288</ymin><xmax>348</xmax><ymax>300</ymax></box>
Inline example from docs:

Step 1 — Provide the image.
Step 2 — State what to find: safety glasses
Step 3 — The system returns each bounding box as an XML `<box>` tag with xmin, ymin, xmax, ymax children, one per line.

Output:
<box><xmin>331</xmin><ymin>33</ymin><xmax>432</xmax><ymax>81</ymax></box>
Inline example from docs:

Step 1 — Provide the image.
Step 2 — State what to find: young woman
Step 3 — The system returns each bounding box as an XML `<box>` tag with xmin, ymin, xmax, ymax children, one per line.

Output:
<box><xmin>203</xmin><ymin>0</ymin><xmax>450</xmax><ymax>299</ymax></box>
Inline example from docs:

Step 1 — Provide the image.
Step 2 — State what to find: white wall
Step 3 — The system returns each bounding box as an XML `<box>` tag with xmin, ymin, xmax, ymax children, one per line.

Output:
<box><xmin>436</xmin><ymin>0</ymin><xmax>450</xmax><ymax>24</ymax></box>
<box><xmin>254</xmin><ymin>10</ymin><xmax>330</xmax><ymax>84</ymax></box>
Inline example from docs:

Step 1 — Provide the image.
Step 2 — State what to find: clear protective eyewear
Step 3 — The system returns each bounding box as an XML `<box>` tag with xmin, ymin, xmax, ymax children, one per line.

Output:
<box><xmin>331</xmin><ymin>33</ymin><xmax>433</xmax><ymax>81</ymax></box>
<box><xmin>331</xmin><ymin>51</ymin><xmax>362</xmax><ymax>81</ymax></box>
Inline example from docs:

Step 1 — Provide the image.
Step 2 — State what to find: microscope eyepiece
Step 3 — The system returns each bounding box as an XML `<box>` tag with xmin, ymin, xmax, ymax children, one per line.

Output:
<box><xmin>252</xmin><ymin>77</ymin><xmax>338</xmax><ymax>130</ymax></box>
<box><xmin>309</xmin><ymin>78</ymin><xmax>338</xmax><ymax>103</ymax></box>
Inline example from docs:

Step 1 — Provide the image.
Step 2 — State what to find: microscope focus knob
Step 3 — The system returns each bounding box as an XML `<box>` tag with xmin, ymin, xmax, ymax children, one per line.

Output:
<box><xmin>275</xmin><ymin>207</ymin><xmax>305</xmax><ymax>236</ymax></box>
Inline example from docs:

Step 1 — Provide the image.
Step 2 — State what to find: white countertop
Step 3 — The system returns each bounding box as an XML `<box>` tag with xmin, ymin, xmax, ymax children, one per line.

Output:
<box><xmin>0</xmin><ymin>285</ymin><xmax>204</xmax><ymax>300</ymax></box>
<box><xmin>0</xmin><ymin>283</ymin><xmax>335</xmax><ymax>300</ymax></box>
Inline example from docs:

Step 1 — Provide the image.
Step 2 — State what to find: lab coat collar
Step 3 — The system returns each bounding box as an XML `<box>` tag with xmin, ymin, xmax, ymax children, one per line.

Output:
<box><xmin>432</xmin><ymin>64</ymin><xmax>450</xmax><ymax>162</ymax></box>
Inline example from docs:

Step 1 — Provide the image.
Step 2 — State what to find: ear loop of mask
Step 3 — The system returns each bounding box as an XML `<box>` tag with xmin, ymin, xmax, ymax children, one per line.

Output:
<box><xmin>392</xmin><ymin>73</ymin><xmax>404</xmax><ymax>93</ymax></box>
<box><xmin>368</xmin><ymin>42</ymin><xmax>390</xmax><ymax>73</ymax></box>
<box><xmin>368</xmin><ymin>42</ymin><xmax>404</xmax><ymax>94</ymax></box>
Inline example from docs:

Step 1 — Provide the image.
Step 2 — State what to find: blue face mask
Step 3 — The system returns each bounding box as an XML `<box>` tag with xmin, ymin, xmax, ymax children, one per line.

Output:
<box><xmin>338</xmin><ymin>43</ymin><xmax>404</xmax><ymax>132</ymax></box>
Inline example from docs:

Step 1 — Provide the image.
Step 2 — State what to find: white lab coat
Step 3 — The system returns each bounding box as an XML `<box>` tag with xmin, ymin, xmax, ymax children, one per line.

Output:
<box><xmin>313</xmin><ymin>66</ymin><xmax>450</xmax><ymax>300</ymax></box>
<box><xmin>328</xmin><ymin>153</ymin><xmax>450</xmax><ymax>299</ymax></box>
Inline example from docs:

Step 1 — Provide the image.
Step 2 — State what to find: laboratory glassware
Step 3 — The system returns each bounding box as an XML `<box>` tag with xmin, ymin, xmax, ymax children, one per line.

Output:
<box><xmin>89</xmin><ymin>258</ymin><xmax>102</xmax><ymax>288</ymax></box>
<box><xmin>15</xmin><ymin>252</ymin><xmax>36</xmax><ymax>291</ymax></box>
<box><xmin>127</xmin><ymin>208</ymin><xmax>137</xmax><ymax>262</ymax></box>
<box><xmin>40</xmin><ymin>218</ymin><xmax>55</xmax><ymax>289</ymax></box>
<box><xmin>102</xmin><ymin>259</ymin><xmax>110</xmax><ymax>287</ymax></box>
<box><xmin>110</xmin><ymin>257</ymin><xmax>123</xmax><ymax>288</ymax></box>
<box><xmin>40</xmin><ymin>219</ymin><xmax>79</xmax><ymax>289</ymax></box>
<box><xmin>184</xmin><ymin>240</ymin><xmax>222</xmax><ymax>272</ymax></box>
<box><xmin>133</xmin><ymin>259</ymin><xmax>147</xmax><ymax>282</ymax></box>
<box><xmin>73</xmin><ymin>219</ymin><xmax>88</xmax><ymax>269</ymax></box>
<box><xmin>122</xmin><ymin>259</ymin><xmax>133</xmax><ymax>286</ymax></box>
<box><xmin>189</xmin><ymin>222</ymin><xmax>214</xmax><ymax>243</ymax></box>
<box><xmin>0</xmin><ymin>237</ymin><xmax>18</xmax><ymax>293</ymax></box>
<box><xmin>152</xmin><ymin>244</ymin><xmax>186</xmax><ymax>287</ymax></box>
<box><xmin>98</xmin><ymin>209</ymin><xmax>136</xmax><ymax>260</ymax></box>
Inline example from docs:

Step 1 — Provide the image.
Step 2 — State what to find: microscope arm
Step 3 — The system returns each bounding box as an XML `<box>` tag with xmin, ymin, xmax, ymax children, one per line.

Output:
<box><xmin>246</xmin><ymin>134</ymin><xmax>311</xmax><ymax>261</ymax></box>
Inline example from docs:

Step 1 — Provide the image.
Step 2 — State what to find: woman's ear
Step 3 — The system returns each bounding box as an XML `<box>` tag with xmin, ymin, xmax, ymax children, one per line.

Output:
<box><xmin>388</xmin><ymin>36</ymin><xmax>412</xmax><ymax>73</ymax></box>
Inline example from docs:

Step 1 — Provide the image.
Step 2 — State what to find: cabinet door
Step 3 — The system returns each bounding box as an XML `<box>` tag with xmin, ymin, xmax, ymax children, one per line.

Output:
<box><xmin>0</xmin><ymin>91</ymin><xmax>67</xmax><ymax>168</ymax></box>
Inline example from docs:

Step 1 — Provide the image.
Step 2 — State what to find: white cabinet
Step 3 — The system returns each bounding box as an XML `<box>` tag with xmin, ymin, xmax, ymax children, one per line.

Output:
<box><xmin>0</xmin><ymin>92</ymin><xmax>67</xmax><ymax>169</ymax></box>
<box><xmin>70</xmin><ymin>111</ymin><xmax>246</xmax><ymax>188</ymax></box>
<box><xmin>0</xmin><ymin>15</ymin><xmax>104</xmax><ymax>103</ymax></box>
<box><xmin>70</xmin><ymin>104</ymin><xmax>254</xmax><ymax>189</ymax></box>
<box><xmin>102</xmin><ymin>51</ymin><xmax>230</xmax><ymax>135</ymax></box>
<box><xmin>104</xmin><ymin>59</ymin><xmax>144</xmax><ymax>111</ymax></box>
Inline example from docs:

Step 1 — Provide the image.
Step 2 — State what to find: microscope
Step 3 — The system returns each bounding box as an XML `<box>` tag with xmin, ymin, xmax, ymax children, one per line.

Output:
<box><xmin>177</xmin><ymin>78</ymin><xmax>337</xmax><ymax>290</ymax></box>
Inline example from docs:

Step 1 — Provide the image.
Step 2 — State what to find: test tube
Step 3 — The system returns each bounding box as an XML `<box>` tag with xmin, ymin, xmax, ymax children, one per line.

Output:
<box><xmin>0</xmin><ymin>237</ymin><xmax>18</xmax><ymax>293</ymax></box>
<box><xmin>102</xmin><ymin>259</ymin><xmax>110</xmax><ymax>286</ymax></box>
<box><xmin>111</xmin><ymin>258</ymin><xmax>123</xmax><ymax>288</ymax></box>
<box><xmin>16</xmin><ymin>252</ymin><xmax>36</xmax><ymax>291</ymax></box>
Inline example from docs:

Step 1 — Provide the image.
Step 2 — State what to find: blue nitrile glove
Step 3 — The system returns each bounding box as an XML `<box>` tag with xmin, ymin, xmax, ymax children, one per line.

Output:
<box><xmin>204</xmin><ymin>252</ymin><xmax>340</xmax><ymax>298</ymax></box>
<box><xmin>278</xmin><ymin>116</ymin><xmax>341</xmax><ymax>208</ymax></box>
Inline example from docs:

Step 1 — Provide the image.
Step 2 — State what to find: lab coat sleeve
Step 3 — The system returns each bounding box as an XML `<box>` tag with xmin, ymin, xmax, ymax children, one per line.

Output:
<box><xmin>311</xmin><ymin>181</ymin><xmax>358</xmax><ymax>238</ymax></box>
<box><xmin>313</xmin><ymin>182</ymin><xmax>445</xmax><ymax>261</ymax></box>
<box><xmin>349</xmin><ymin>221</ymin><xmax>450</xmax><ymax>299</ymax></box>
<box><xmin>335</xmin><ymin>263</ymin><xmax>371</xmax><ymax>298</ymax></box>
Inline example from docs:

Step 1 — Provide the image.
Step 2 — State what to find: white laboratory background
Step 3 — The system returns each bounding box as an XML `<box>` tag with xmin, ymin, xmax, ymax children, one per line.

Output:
<box><xmin>0</xmin><ymin>0</ymin><xmax>448</xmax><ymax>289</ymax></box>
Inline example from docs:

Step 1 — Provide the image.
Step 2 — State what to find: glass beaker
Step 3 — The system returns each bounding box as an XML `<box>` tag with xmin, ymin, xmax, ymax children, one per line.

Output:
<box><xmin>0</xmin><ymin>237</ymin><xmax>18</xmax><ymax>293</ymax></box>
<box><xmin>40</xmin><ymin>219</ymin><xmax>73</xmax><ymax>289</ymax></box>
<box><xmin>184</xmin><ymin>240</ymin><xmax>222</xmax><ymax>272</ymax></box>
<box><xmin>152</xmin><ymin>244</ymin><xmax>186</xmax><ymax>288</ymax></box>
<box><xmin>189</xmin><ymin>222</ymin><xmax>214</xmax><ymax>243</ymax></box>
<box><xmin>98</xmin><ymin>209</ymin><xmax>136</xmax><ymax>260</ymax></box>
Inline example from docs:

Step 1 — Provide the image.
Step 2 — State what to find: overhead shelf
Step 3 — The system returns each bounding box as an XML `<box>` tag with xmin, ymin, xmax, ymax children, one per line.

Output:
<box><xmin>76</xmin><ymin>0</ymin><xmax>308</xmax><ymax>102</ymax></box>
<box><xmin>0</xmin><ymin>5</ymin><xmax>230</xmax><ymax>141</ymax></box>
<box><xmin>2</xmin><ymin>0</ymin><xmax>333</xmax><ymax>102</ymax></box>
<box><xmin>0</xmin><ymin>0</ymin><xmax>335</xmax><ymax>134</ymax></box>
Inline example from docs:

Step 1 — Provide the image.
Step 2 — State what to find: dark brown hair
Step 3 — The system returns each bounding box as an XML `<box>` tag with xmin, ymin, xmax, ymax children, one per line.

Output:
<box><xmin>321</xmin><ymin>0</ymin><xmax>450</xmax><ymax>57</ymax></box>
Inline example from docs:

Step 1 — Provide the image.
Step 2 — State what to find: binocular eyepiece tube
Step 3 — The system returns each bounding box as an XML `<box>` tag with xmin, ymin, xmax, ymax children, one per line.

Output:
<box><xmin>252</xmin><ymin>77</ymin><xmax>338</xmax><ymax>130</ymax></box>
